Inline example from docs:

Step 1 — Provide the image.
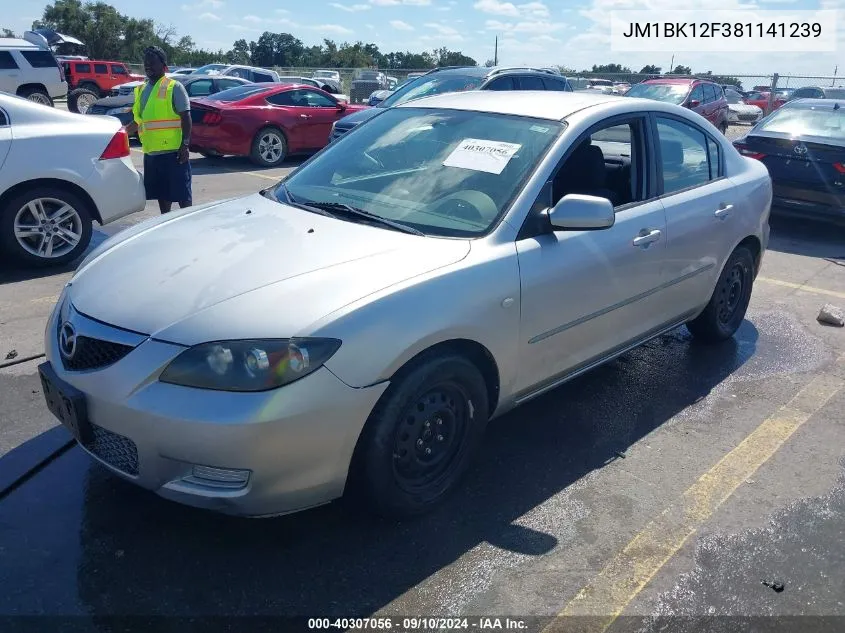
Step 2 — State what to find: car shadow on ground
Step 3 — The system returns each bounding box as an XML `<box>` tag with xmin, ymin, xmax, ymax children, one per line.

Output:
<box><xmin>767</xmin><ymin>212</ymin><xmax>845</xmax><ymax>261</ymax></box>
<box><xmin>0</xmin><ymin>232</ymin><xmax>109</xmax><ymax>285</ymax></box>
<box><xmin>188</xmin><ymin>154</ymin><xmax>307</xmax><ymax>177</ymax></box>
<box><xmin>58</xmin><ymin>324</ymin><xmax>758</xmax><ymax>619</ymax></box>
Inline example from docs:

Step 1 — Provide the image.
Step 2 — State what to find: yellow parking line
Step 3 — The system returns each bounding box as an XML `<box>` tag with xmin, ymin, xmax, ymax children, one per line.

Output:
<box><xmin>757</xmin><ymin>276</ymin><xmax>845</xmax><ymax>300</ymax></box>
<box><xmin>543</xmin><ymin>357</ymin><xmax>845</xmax><ymax>633</ymax></box>
<box><xmin>29</xmin><ymin>295</ymin><xmax>60</xmax><ymax>305</ymax></box>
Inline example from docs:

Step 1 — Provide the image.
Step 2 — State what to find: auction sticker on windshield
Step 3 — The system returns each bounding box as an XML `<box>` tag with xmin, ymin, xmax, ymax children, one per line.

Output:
<box><xmin>443</xmin><ymin>139</ymin><xmax>522</xmax><ymax>175</ymax></box>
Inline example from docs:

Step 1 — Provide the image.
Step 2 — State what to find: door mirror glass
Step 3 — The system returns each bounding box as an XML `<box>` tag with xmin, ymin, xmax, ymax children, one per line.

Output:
<box><xmin>687</xmin><ymin>99</ymin><xmax>700</xmax><ymax>108</ymax></box>
<box><xmin>548</xmin><ymin>194</ymin><xmax>615</xmax><ymax>231</ymax></box>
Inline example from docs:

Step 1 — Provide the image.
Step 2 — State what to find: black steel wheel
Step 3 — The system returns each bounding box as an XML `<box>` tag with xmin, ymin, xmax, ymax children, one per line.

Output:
<box><xmin>687</xmin><ymin>246</ymin><xmax>755</xmax><ymax>342</ymax></box>
<box><xmin>350</xmin><ymin>353</ymin><xmax>489</xmax><ymax>518</ymax></box>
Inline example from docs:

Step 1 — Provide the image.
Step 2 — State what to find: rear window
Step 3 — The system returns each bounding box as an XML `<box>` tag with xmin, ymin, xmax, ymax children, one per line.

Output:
<box><xmin>74</xmin><ymin>63</ymin><xmax>91</xmax><ymax>73</ymax></box>
<box><xmin>519</xmin><ymin>75</ymin><xmax>544</xmax><ymax>90</ymax></box>
<box><xmin>381</xmin><ymin>72</ymin><xmax>484</xmax><ymax>107</ymax></box>
<box><xmin>253</xmin><ymin>71</ymin><xmax>275</xmax><ymax>82</ymax></box>
<box><xmin>206</xmin><ymin>84</ymin><xmax>271</xmax><ymax>101</ymax></box>
<box><xmin>111</xmin><ymin>64</ymin><xmax>127</xmax><ymax>75</ymax></box>
<box><xmin>20</xmin><ymin>50</ymin><xmax>58</xmax><ymax>69</ymax></box>
<box><xmin>758</xmin><ymin>104</ymin><xmax>845</xmax><ymax>139</ymax></box>
<box><xmin>94</xmin><ymin>63</ymin><xmax>108</xmax><ymax>73</ymax></box>
<box><xmin>0</xmin><ymin>51</ymin><xmax>18</xmax><ymax>70</ymax></box>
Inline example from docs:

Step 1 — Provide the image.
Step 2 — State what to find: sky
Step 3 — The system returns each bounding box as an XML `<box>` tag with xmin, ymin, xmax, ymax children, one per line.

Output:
<box><xmin>7</xmin><ymin>0</ymin><xmax>843</xmax><ymax>76</ymax></box>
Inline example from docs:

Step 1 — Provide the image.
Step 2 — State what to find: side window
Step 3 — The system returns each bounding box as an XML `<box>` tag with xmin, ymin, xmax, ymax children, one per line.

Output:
<box><xmin>94</xmin><ymin>63</ymin><xmax>108</xmax><ymax>74</ymax></box>
<box><xmin>111</xmin><ymin>64</ymin><xmax>128</xmax><ymax>75</ymax></box>
<box><xmin>75</xmin><ymin>63</ymin><xmax>91</xmax><ymax>73</ymax></box>
<box><xmin>0</xmin><ymin>109</ymin><xmax>7</xmax><ymax>126</ymax></box>
<box><xmin>706</xmin><ymin>137</ymin><xmax>721</xmax><ymax>179</ymax></box>
<box><xmin>265</xmin><ymin>91</ymin><xmax>297</xmax><ymax>106</ymax></box>
<box><xmin>217</xmin><ymin>78</ymin><xmax>244</xmax><ymax>91</ymax></box>
<box><xmin>487</xmin><ymin>77</ymin><xmax>514</xmax><ymax>91</ymax></box>
<box><xmin>187</xmin><ymin>79</ymin><xmax>213</xmax><ymax>96</ymax></box>
<box><xmin>227</xmin><ymin>67</ymin><xmax>251</xmax><ymax>79</ymax></box>
<box><xmin>702</xmin><ymin>84</ymin><xmax>717</xmax><ymax>103</ymax></box>
<box><xmin>689</xmin><ymin>84</ymin><xmax>704</xmax><ymax>104</ymax></box>
<box><xmin>656</xmin><ymin>117</ymin><xmax>712</xmax><ymax>194</ymax></box>
<box><xmin>518</xmin><ymin>75</ymin><xmax>544</xmax><ymax>90</ymax></box>
<box><xmin>20</xmin><ymin>51</ymin><xmax>58</xmax><ymax>68</ymax></box>
<box><xmin>296</xmin><ymin>89</ymin><xmax>337</xmax><ymax>107</ymax></box>
<box><xmin>542</xmin><ymin>78</ymin><xmax>567</xmax><ymax>91</ymax></box>
<box><xmin>551</xmin><ymin>120</ymin><xmax>642</xmax><ymax>209</ymax></box>
<box><xmin>254</xmin><ymin>71</ymin><xmax>275</xmax><ymax>82</ymax></box>
<box><xmin>0</xmin><ymin>52</ymin><xmax>18</xmax><ymax>70</ymax></box>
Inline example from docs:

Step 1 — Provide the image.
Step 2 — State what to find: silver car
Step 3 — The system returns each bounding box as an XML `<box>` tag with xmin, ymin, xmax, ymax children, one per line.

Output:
<box><xmin>39</xmin><ymin>91</ymin><xmax>771</xmax><ymax>518</ymax></box>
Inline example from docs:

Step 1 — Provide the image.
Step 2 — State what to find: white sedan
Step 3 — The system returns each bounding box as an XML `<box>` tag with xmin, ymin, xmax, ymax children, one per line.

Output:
<box><xmin>0</xmin><ymin>94</ymin><xmax>145</xmax><ymax>267</ymax></box>
<box><xmin>725</xmin><ymin>88</ymin><xmax>763</xmax><ymax>124</ymax></box>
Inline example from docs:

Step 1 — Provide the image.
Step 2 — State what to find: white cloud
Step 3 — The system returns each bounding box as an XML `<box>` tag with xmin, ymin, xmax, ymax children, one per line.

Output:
<box><xmin>181</xmin><ymin>0</ymin><xmax>222</xmax><ymax>10</ymax></box>
<box><xmin>243</xmin><ymin>15</ymin><xmax>261</xmax><ymax>22</ymax></box>
<box><xmin>198</xmin><ymin>12</ymin><xmax>221</xmax><ymax>21</ymax></box>
<box><xmin>313</xmin><ymin>23</ymin><xmax>354</xmax><ymax>34</ymax></box>
<box><xmin>391</xmin><ymin>19</ymin><xmax>415</xmax><ymax>30</ymax></box>
<box><xmin>228</xmin><ymin>24</ymin><xmax>260</xmax><ymax>32</ymax></box>
<box><xmin>474</xmin><ymin>0</ymin><xmax>518</xmax><ymax>16</ymax></box>
<box><xmin>369</xmin><ymin>0</ymin><xmax>431</xmax><ymax>5</ymax></box>
<box><xmin>422</xmin><ymin>22</ymin><xmax>464</xmax><ymax>41</ymax></box>
<box><xmin>371</xmin><ymin>0</ymin><xmax>400</xmax><ymax>4</ymax></box>
<box><xmin>486</xmin><ymin>18</ymin><xmax>565</xmax><ymax>34</ymax></box>
<box><xmin>330</xmin><ymin>2</ymin><xmax>371</xmax><ymax>10</ymax></box>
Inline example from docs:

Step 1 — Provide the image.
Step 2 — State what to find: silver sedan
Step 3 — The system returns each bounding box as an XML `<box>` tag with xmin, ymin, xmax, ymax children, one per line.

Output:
<box><xmin>39</xmin><ymin>91</ymin><xmax>772</xmax><ymax>518</ymax></box>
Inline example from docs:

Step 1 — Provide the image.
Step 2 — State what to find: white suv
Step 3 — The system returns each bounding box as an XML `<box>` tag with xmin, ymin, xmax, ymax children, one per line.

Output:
<box><xmin>0</xmin><ymin>36</ymin><xmax>67</xmax><ymax>106</ymax></box>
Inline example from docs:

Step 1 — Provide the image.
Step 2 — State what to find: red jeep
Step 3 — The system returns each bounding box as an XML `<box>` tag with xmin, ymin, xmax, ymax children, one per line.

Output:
<box><xmin>63</xmin><ymin>59</ymin><xmax>144</xmax><ymax>112</ymax></box>
<box><xmin>625</xmin><ymin>77</ymin><xmax>730</xmax><ymax>133</ymax></box>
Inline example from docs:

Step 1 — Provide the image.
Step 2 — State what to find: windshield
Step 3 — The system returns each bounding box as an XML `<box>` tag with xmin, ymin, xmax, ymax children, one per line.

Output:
<box><xmin>758</xmin><ymin>104</ymin><xmax>845</xmax><ymax>139</ymax></box>
<box><xmin>724</xmin><ymin>89</ymin><xmax>743</xmax><ymax>104</ymax></box>
<box><xmin>380</xmin><ymin>72</ymin><xmax>485</xmax><ymax>108</ymax></box>
<box><xmin>205</xmin><ymin>85</ymin><xmax>271</xmax><ymax>102</ymax></box>
<box><xmin>314</xmin><ymin>71</ymin><xmax>335</xmax><ymax>78</ymax></box>
<box><xmin>625</xmin><ymin>83</ymin><xmax>689</xmax><ymax>105</ymax></box>
<box><xmin>194</xmin><ymin>63</ymin><xmax>226</xmax><ymax>74</ymax></box>
<box><xmin>276</xmin><ymin>108</ymin><xmax>563</xmax><ymax>237</ymax></box>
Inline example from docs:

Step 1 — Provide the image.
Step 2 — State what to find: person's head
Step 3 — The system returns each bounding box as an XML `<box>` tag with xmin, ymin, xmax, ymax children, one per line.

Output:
<box><xmin>143</xmin><ymin>45</ymin><xmax>167</xmax><ymax>80</ymax></box>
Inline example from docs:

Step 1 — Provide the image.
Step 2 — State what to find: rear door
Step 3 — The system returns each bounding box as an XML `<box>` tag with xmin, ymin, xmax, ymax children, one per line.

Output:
<box><xmin>701</xmin><ymin>83</ymin><xmax>718</xmax><ymax>124</ymax></box>
<box><xmin>93</xmin><ymin>62</ymin><xmax>109</xmax><ymax>91</ymax></box>
<box><xmin>0</xmin><ymin>51</ymin><xmax>19</xmax><ymax>95</ymax></box>
<box><xmin>688</xmin><ymin>84</ymin><xmax>706</xmax><ymax>119</ymax></box>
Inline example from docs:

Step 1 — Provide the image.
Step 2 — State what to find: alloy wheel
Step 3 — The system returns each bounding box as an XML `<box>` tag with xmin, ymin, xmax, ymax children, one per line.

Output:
<box><xmin>27</xmin><ymin>93</ymin><xmax>51</xmax><ymax>106</ymax></box>
<box><xmin>76</xmin><ymin>92</ymin><xmax>97</xmax><ymax>114</ymax></box>
<box><xmin>13</xmin><ymin>198</ymin><xmax>84</xmax><ymax>259</ymax></box>
<box><xmin>258</xmin><ymin>132</ymin><xmax>284</xmax><ymax>164</ymax></box>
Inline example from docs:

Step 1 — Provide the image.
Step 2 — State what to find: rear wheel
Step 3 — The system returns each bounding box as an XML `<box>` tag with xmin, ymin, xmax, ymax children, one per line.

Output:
<box><xmin>19</xmin><ymin>87</ymin><xmax>53</xmax><ymax>107</ymax></box>
<box><xmin>68</xmin><ymin>88</ymin><xmax>99</xmax><ymax>114</ymax></box>
<box><xmin>686</xmin><ymin>246</ymin><xmax>754</xmax><ymax>342</ymax></box>
<box><xmin>249</xmin><ymin>127</ymin><xmax>287</xmax><ymax>167</ymax></box>
<box><xmin>349</xmin><ymin>353</ymin><xmax>489</xmax><ymax>518</ymax></box>
<box><xmin>0</xmin><ymin>186</ymin><xmax>93</xmax><ymax>268</ymax></box>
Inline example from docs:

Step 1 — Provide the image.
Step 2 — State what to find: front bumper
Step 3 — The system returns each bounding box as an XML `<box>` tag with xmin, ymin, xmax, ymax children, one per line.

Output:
<box><xmin>44</xmin><ymin>300</ymin><xmax>389</xmax><ymax>517</ymax></box>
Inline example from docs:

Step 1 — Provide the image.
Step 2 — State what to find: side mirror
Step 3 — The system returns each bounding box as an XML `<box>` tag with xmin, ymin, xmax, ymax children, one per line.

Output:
<box><xmin>687</xmin><ymin>99</ymin><xmax>701</xmax><ymax>108</ymax></box>
<box><xmin>548</xmin><ymin>194</ymin><xmax>615</xmax><ymax>231</ymax></box>
<box><xmin>337</xmin><ymin>101</ymin><xmax>347</xmax><ymax>111</ymax></box>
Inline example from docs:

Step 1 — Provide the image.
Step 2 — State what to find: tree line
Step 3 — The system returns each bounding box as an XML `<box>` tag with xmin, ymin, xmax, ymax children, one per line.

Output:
<box><xmin>1</xmin><ymin>0</ymin><xmax>476</xmax><ymax>69</ymax></box>
<box><xmin>580</xmin><ymin>63</ymin><xmax>743</xmax><ymax>88</ymax></box>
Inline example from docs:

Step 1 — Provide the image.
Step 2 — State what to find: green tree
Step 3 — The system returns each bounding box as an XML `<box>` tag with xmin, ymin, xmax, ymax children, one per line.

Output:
<box><xmin>667</xmin><ymin>64</ymin><xmax>692</xmax><ymax>75</ymax></box>
<box><xmin>2</xmin><ymin>28</ymin><xmax>17</xmax><ymax>37</ymax></box>
<box><xmin>226</xmin><ymin>38</ymin><xmax>250</xmax><ymax>64</ymax></box>
<box><xmin>433</xmin><ymin>47</ymin><xmax>476</xmax><ymax>67</ymax></box>
<box><xmin>639</xmin><ymin>64</ymin><xmax>661</xmax><ymax>74</ymax></box>
<box><xmin>591</xmin><ymin>63</ymin><xmax>631</xmax><ymax>74</ymax></box>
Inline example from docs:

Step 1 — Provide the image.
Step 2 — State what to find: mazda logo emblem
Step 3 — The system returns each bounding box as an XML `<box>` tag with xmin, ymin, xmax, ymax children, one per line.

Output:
<box><xmin>59</xmin><ymin>322</ymin><xmax>77</xmax><ymax>359</ymax></box>
<box><xmin>794</xmin><ymin>145</ymin><xmax>808</xmax><ymax>156</ymax></box>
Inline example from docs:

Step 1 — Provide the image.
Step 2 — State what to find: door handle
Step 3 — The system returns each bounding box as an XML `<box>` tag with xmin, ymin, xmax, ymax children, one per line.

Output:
<box><xmin>300</xmin><ymin>114</ymin><xmax>311</xmax><ymax>119</ymax></box>
<box><xmin>632</xmin><ymin>229</ymin><xmax>661</xmax><ymax>247</ymax></box>
<box><xmin>714</xmin><ymin>204</ymin><xmax>734</xmax><ymax>219</ymax></box>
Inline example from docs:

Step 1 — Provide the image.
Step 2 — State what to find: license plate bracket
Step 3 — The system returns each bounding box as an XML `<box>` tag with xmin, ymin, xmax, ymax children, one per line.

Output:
<box><xmin>38</xmin><ymin>362</ymin><xmax>92</xmax><ymax>444</ymax></box>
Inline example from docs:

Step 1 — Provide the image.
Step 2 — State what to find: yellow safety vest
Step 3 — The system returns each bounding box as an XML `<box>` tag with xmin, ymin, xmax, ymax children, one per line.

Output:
<box><xmin>133</xmin><ymin>76</ymin><xmax>182</xmax><ymax>154</ymax></box>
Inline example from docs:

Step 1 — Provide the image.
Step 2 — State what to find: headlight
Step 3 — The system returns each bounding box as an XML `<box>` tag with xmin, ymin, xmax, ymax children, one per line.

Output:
<box><xmin>159</xmin><ymin>338</ymin><xmax>341</xmax><ymax>392</ymax></box>
<box><xmin>106</xmin><ymin>106</ymin><xmax>132</xmax><ymax>115</ymax></box>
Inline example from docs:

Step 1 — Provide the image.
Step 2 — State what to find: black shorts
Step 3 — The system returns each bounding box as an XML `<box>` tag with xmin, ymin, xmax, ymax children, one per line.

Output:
<box><xmin>143</xmin><ymin>151</ymin><xmax>192</xmax><ymax>203</ymax></box>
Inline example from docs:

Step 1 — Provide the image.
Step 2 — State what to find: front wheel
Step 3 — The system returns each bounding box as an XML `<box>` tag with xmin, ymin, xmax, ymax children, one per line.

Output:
<box><xmin>0</xmin><ymin>186</ymin><xmax>94</xmax><ymax>268</ymax></box>
<box><xmin>19</xmin><ymin>87</ymin><xmax>53</xmax><ymax>107</ymax></box>
<box><xmin>67</xmin><ymin>88</ymin><xmax>99</xmax><ymax>114</ymax></box>
<box><xmin>686</xmin><ymin>246</ymin><xmax>755</xmax><ymax>342</ymax></box>
<box><xmin>350</xmin><ymin>354</ymin><xmax>489</xmax><ymax>518</ymax></box>
<box><xmin>249</xmin><ymin>127</ymin><xmax>287</xmax><ymax>166</ymax></box>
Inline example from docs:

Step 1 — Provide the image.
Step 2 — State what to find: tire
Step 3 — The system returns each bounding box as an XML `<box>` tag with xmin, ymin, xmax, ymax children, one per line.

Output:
<box><xmin>249</xmin><ymin>127</ymin><xmax>287</xmax><ymax>167</ymax></box>
<box><xmin>349</xmin><ymin>353</ymin><xmax>489</xmax><ymax>518</ymax></box>
<box><xmin>67</xmin><ymin>88</ymin><xmax>99</xmax><ymax>114</ymax></box>
<box><xmin>718</xmin><ymin>121</ymin><xmax>728</xmax><ymax>135</ymax></box>
<box><xmin>0</xmin><ymin>186</ymin><xmax>94</xmax><ymax>268</ymax></box>
<box><xmin>686</xmin><ymin>246</ymin><xmax>755</xmax><ymax>343</ymax></box>
<box><xmin>19</xmin><ymin>87</ymin><xmax>53</xmax><ymax>107</ymax></box>
<box><xmin>198</xmin><ymin>150</ymin><xmax>222</xmax><ymax>158</ymax></box>
<box><xmin>79</xmin><ymin>82</ymin><xmax>102</xmax><ymax>97</ymax></box>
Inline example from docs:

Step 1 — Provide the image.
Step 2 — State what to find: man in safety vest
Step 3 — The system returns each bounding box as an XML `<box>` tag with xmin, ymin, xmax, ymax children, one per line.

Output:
<box><xmin>124</xmin><ymin>46</ymin><xmax>193</xmax><ymax>213</ymax></box>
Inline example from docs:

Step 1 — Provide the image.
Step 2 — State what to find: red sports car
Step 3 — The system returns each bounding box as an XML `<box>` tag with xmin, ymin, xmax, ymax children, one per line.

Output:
<box><xmin>743</xmin><ymin>90</ymin><xmax>786</xmax><ymax>114</ymax></box>
<box><xmin>190</xmin><ymin>83</ymin><xmax>369</xmax><ymax>166</ymax></box>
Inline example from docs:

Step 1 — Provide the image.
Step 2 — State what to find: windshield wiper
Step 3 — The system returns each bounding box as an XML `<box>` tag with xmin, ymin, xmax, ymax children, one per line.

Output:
<box><xmin>303</xmin><ymin>201</ymin><xmax>425</xmax><ymax>236</ymax></box>
<box><xmin>277</xmin><ymin>183</ymin><xmax>337</xmax><ymax>218</ymax></box>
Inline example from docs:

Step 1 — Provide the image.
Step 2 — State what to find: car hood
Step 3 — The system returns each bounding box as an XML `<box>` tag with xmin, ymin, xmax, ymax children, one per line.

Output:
<box><xmin>729</xmin><ymin>103</ymin><xmax>761</xmax><ymax>112</ymax></box>
<box><xmin>69</xmin><ymin>194</ymin><xmax>470</xmax><ymax>344</ymax></box>
<box><xmin>335</xmin><ymin>107</ymin><xmax>381</xmax><ymax>129</ymax></box>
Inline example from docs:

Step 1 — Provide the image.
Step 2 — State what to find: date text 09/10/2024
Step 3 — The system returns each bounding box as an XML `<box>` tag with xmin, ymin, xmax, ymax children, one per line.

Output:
<box><xmin>307</xmin><ymin>618</ymin><xmax>528</xmax><ymax>630</ymax></box>
<box><xmin>621</xmin><ymin>22</ymin><xmax>822</xmax><ymax>39</ymax></box>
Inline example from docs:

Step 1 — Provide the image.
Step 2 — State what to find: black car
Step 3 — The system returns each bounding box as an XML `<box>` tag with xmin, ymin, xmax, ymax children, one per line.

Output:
<box><xmin>85</xmin><ymin>74</ymin><xmax>252</xmax><ymax>126</ymax></box>
<box><xmin>734</xmin><ymin>98</ymin><xmax>845</xmax><ymax>223</ymax></box>
<box><xmin>331</xmin><ymin>66</ymin><xmax>573</xmax><ymax>142</ymax></box>
<box><xmin>787</xmin><ymin>86</ymin><xmax>845</xmax><ymax>101</ymax></box>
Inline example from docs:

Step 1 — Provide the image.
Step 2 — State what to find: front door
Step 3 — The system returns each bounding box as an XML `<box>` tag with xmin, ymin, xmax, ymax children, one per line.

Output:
<box><xmin>287</xmin><ymin>88</ymin><xmax>348</xmax><ymax>149</ymax></box>
<box><xmin>652</xmin><ymin>114</ymin><xmax>738</xmax><ymax>313</ymax></box>
<box><xmin>515</xmin><ymin>116</ymin><xmax>669</xmax><ymax>395</ymax></box>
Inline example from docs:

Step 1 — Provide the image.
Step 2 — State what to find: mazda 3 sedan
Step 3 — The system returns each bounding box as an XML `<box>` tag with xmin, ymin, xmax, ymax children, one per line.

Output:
<box><xmin>39</xmin><ymin>91</ymin><xmax>771</xmax><ymax>518</ymax></box>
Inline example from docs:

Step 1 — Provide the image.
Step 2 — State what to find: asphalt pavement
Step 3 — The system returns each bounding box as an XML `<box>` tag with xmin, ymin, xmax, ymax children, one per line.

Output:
<box><xmin>1</xmin><ymin>129</ymin><xmax>845</xmax><ymax>633</ymax></box>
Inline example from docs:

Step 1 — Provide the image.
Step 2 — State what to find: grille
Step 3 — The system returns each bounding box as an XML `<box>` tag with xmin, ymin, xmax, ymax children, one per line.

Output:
<box><xmin>61</xmin><ymin>335</ymin><xmax>135</xmax><ymax>371</ymax></box>
<box><xmin>739</xmin><ymin>113</ymin><xmax>758</xmax><ymax>121</ymax></box>
<box><xmin>84</xmin><ymin>424</ymin><xmax>139</xmax><ymax>476</ymax></box>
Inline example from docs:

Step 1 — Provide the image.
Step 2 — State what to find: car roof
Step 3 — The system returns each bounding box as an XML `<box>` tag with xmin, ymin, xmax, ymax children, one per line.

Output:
<box><xmin>784</xmin><ymin>97</ymin><xmax>845</xmax><ymax>108</ymax></box>
<box><xmin>0</xmin><ymin>38</ymin><xmax>39</xmax><ymax>49</ymax></box>
<box><xmin>641</xmin><ymin>77</ymin><xmax>699</xmax><ymax>85</ymax></box>
<box><xmin>396</xmin><ymin>90</ymin><xmax>622</xmax><ymax>120</ymax></box>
